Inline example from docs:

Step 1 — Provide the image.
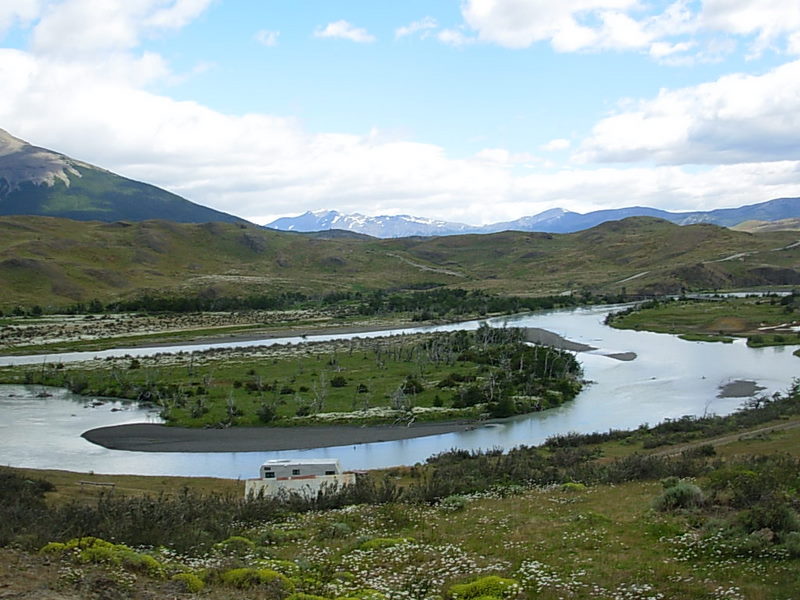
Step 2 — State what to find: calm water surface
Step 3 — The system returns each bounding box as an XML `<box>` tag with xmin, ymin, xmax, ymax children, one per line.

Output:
<box><xmin>1</xmin><ymin>305</ymin><xmax>797</xmax><ymax>478</ymax></box>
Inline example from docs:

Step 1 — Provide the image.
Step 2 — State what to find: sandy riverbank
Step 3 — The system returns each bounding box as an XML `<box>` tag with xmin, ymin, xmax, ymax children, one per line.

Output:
<box><xmin>82</xmin><ymin>420</ymin><xmax>486</xmax><ymax>453</ymax></box>
<box><xmin>717</xmin><ymin>379</ymin><xmax>766</xmax><ymax>398</ymax></box>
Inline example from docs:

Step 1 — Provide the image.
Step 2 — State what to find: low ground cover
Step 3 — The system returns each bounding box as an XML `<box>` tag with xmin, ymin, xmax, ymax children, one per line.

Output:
<box><xmin>3</xmin><ymin>385</ymin><xmax>800</xmax><ymax>599</ymax></box>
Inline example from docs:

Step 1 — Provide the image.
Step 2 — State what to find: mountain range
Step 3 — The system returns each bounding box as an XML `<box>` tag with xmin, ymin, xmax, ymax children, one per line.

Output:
<box><xmin>267</xmin><ymin>198</ymin><xmax>800</xmax><ymax>238</ymax></box>
<box><xmin>0</xmin><ymin>129</ymin><xmax>245</xmax><ymax>224</ymax></box>
<box><xmin>2</xmin><ymin>127</ymin><xmax>799</xmax><ymax>239</ymax></box>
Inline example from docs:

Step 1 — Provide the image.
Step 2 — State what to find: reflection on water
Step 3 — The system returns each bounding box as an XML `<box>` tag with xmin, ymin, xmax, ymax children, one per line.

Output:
<box><xmin>1</xmin><ymin>304</ymin><xmax>798</xmax><ymax>478</ymax></box>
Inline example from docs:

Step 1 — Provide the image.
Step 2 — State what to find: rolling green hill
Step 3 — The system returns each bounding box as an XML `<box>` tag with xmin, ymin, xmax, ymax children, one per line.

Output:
<box><xmin>1</xmin><ymin>215</ymin><xmax>798</xmax><ymax>310</ymax></box>
<box><xmin>0</xmin><ymin>129</ymin><xmax>246</xmax><ymax>224</ymax></box>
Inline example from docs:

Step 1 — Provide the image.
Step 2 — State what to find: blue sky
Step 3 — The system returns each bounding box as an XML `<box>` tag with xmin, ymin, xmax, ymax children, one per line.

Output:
<box><xmin>1</xmin><ymin>0</ymin><xmax>799</xmax><ymax>224</ymax></box>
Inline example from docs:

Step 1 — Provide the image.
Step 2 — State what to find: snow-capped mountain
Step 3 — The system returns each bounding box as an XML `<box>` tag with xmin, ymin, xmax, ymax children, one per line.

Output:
<box><xmin>267</xmin><ymin>210</ymin><xmax>475</xmax><ymax>238</ymax></box>
<box><xmin>266</xmin><ymin>198</ymin><xmax>800</xmax><ymax>238</ymax></box>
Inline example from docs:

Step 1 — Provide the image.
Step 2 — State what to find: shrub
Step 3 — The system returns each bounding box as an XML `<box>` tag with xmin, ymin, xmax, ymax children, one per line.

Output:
<box><xmin>448</xmin><ymin>575</ymin><xmax>518</xmax><ymax>599</ymax></box>
<box><xmin>401</xmin><ymin>376</ymin><xmax>424</xmax><ymax>395</ymax></box>
<box><xmin>316</xmin><ymin>521</ymin><xmax>352</xmax><ymax>539</ymax></box>
<box><xmin>737</xmin><ymin>499</ymin><xmax>800</xmax><ymax>535</ymax></box>
<box><xmin>215</xmin><ymin>535</ymin><xmax>256</xmax><ymax>556</ymax></box>
<box><xmin>258</xmin><ymin>403</ymin><xmax>277</xmax><ymax>423</ymax></box>
<box><xmin>652</xmin><ymin>482</ymin><xmax>705</xmax><ymax>512</ymax></box>
<box><xmin>121</xmin><ymin>551</ymin><xmax>163</xmax><ymax>576</ymax></box>
<box><xmin>330</xmin><ymin>375</ymin><xmax>347</xmax><ymax>388</ymax></box>
<box><xmin>561</xmin><ymin>482</ymin><xmax>587</xmax><ymax>492</ymax></box>
<box><xmin>221</xmin><ymin>567</ymin><xmax>294</xmax><ymax>591</ymax></box>
<box><xmin>782</xmin><ymin>531</ymin><xmax>800</xmax><ymax>557</ymax></box>
<box><xmin>39</xmin><ymin>542</ymin><xmax>66</xmax><ymax>554</ymax></box>
<box><xmin>439</xmin><ymin>495</ymin><xmax>468</xmax><ymax>512</ymax></box>
<box><xmin>171</xmin><ymin>572</ymin><xmax>205</xmax><ymax>593</ymax></box>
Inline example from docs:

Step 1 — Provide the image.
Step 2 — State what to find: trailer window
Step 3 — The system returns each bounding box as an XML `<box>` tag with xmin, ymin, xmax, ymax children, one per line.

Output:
<box><xmin>292</xmin><ymin>469</ymin><xmax>300</xmax><ymax>475</ymax></box>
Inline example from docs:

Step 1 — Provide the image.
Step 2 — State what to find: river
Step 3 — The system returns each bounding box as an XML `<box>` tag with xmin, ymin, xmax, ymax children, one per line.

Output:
<box><xmin>1</xmin><ymin>304</ymin><xmax>797</xmax><ymax>478</ymax></box>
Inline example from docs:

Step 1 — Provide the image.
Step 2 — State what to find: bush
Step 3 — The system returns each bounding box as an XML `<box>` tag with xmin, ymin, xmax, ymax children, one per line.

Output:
<box><xmin>448</xmin><ymin>575</ymin><xmax>518</xmax><ymax>599</ymax></box>
<box><xmin>737</xmin><ymin>499</ymin><xmax>800</xmax><ymax>535</ymax></box>
<box><xmin>257</xmin><ymin>403</ymin><xmax>277</xmax><ymax>423</ymax></box>
<box><xmin>439</xmin><ymin>495</ymin><xmax>468</xmax><ymax>512</ymax></box>
<box><xmin>782</xmin><ymin>531</ymin><xmax>800</xmax><ymax>557</ymax></box>
<box><xmin>172</xmin><ymin>572</ymin><xmax>205</xmax><ymax>593</ymax></box>
<box><xmin>221</xmin><ymin>567</ymin><xmax>294</xmax><ymax>591</ymax></box>
<box><xmin>214</xmin><ymin>535</ymin><xmax>256</xmax><ymax>556</ymax></box>
<box><xmin>330</xmin><ymin>375</ymin><xmax>347</xmax><ymax>388</ymax></box>
<box><xmin>652</xmin><ymin>482</ymin><xmax>705</xmax><ymax>512</ymax></box>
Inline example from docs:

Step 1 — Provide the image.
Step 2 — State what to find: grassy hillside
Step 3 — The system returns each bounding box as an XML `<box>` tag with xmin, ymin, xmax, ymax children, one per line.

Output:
<box><xmin>733</xmin><ymin>218</ymin><xmax>800</xmax><ymax>233</ymax></box>
<box><xmin>386</xmin><ymin>217</ymin><xmax>800</xmax><ymax>295</ymax></box>
<box><xmin>1</xmin><ymin>215</ymin><xmax>799</xmax><ymax>310</ymax></box>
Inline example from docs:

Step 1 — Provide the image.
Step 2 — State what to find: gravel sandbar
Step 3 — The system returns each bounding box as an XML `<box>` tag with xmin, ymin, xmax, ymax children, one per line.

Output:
<box><xmin>82</xmin><ymin>421</ymin><xmax>482</xmax><ymax>453</ymax></box>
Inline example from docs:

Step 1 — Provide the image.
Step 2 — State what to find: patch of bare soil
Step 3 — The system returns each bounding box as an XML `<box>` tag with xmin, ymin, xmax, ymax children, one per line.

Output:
<box><xmin>707</xmin><ymin>316</ymin><xmax>751</xmax><ymax>333</ymax></box>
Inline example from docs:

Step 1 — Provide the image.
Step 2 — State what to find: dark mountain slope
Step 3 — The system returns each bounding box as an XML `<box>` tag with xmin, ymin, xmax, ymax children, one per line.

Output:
<box><xmin>0</xmin><ymin>129</ymin><xmax>246</xmax><ymax>224</ymax></box>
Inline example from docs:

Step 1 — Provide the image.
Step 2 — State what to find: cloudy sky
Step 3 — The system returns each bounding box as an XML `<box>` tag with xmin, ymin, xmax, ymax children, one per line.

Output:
<box><xmin>1</xmin><ymin>0</ymin><xmax>799</xmax><ymax>225</ymax></box>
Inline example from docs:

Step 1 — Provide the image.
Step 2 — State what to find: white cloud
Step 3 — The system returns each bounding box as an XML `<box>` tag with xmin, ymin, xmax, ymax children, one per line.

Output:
<box><xmin>31</xmin><ymin>0</ymin><xmax>213</xmax><ymax>57</ymax></box>
<box><xmin>145</xmin><ymin>0</ymin><xmax>211</xmax><ymax>29</ymax></box>
<box><xmin>395</xmin><ymin>16</ymin><xmax>437</xmax><ymax>39</ymax></box>
<box><xmin>255</xmin><ymin>29</ymin><xmax>279</xmax><ymax>47</ymax></box>
<box><xmin>790</xmin><ymin>31</ymin><xmax>800</xmax><ymax>55</ymax></box>
<box><xmin>701</xmin><ymin>0</ymin><xmax>800</xmax><ymax>56</ymax></box>
<box><xmin>2</xmin><ymin>0</ymin><xmax>798</xmax><ymax>226</ymax></box>
<box><xmin>437</xmin><ymin>28</ymin><xmax>476</xmax><ymax>47</ymax></box>
<box><xmin>460</xmin><ymin>0</ymin><xmax>644</xmax><ymax>51</ymax></box>
<box><xmin>458</xmin><ymin>0</ymin><xmax>800</xmax><ymax>61</ymax></box>
<box><xmin>3</xmin><ymin>42</ymin><xmax>797</xmax><ymax>225</ymax></box>
<box><xmin>649</xmin><ymin>40</ymin><xmax>695</xmax><ymax>59</ymax></box>
<box><xmin>541</xmin><ymin>138</ymin><xmax>571</xmax><ymax>152</ymax></box>
<box><xmin>0</xmin><ymin>0</ymin><xmax>42</xmax><ymax>39</ymax></box>
<box><xmin>314</xmin><ymin>20</ymin><xmax>375</xmax><ymax>43</ymax></box>
<box><xmin>577</xmin><ymin>59</ymin><xmax>800</xmax><ymax>165</ymax></box>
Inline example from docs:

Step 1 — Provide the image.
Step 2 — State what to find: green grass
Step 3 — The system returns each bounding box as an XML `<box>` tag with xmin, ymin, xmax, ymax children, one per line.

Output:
<box><xmin>0</xmin><ymin>330</ymin><xmax>582</xmax><ymax>427</ymax></box>
<box><xmin>609</xmin><ymin>296</ymin><xmax>800</xmax><ymax>348</ymax></box>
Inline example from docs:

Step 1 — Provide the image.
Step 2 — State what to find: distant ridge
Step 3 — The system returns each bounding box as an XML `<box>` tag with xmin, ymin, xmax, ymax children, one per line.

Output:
<box><xmin>0</xmin><ymin>128</ymin><xmax>247</xmax><ymax>224</ymax></box>
<box><xmin>267</xmin><ymin>198</ymin><xmax>800</xmax><ymax>238</ymax></box>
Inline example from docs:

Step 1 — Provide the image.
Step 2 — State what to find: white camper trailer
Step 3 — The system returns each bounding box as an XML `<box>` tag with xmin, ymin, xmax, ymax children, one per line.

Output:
<box><xmin>245</xmin><ymin>458</ymin><xmax>355</xmax><ymax>498</ymax></box>
<box><xmin>259</xmin><ymin>458</ymin><xmax>342</xmax><ymax>480</ymax></box>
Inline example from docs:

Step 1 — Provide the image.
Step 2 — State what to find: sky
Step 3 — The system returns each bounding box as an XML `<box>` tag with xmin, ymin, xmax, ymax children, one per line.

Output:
<box><xmin>1</xmin><ymin>0</ymin><xmax>799</xmax><ymax>225</ymax></box>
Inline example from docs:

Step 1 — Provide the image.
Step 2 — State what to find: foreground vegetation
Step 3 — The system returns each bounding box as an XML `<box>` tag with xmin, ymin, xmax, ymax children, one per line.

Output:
<box><xmin>607</xmin><ymin>293</ymin><xmax>800</xmax><ymax>348</ymax></box>
<box><xmin>3</xmin><ymin>382</ymin><xmax>800</xmax><ymax>599</ymax></box>
<box><xmin>0</xmin><ymin>327</ymin><xmax>583</xmax><ymax>426</ymax></box>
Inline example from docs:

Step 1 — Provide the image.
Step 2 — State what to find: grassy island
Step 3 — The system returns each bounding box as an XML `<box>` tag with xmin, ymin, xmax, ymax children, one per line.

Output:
<box><xmin>606</xmin><ymin>293</ymin><xmax>800</xmax><ymax>350</ymax></box>
<box><xmin>0</xmin><ymin>326</ymin><xmax>583</xmax><ymax>427</ymax></box>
